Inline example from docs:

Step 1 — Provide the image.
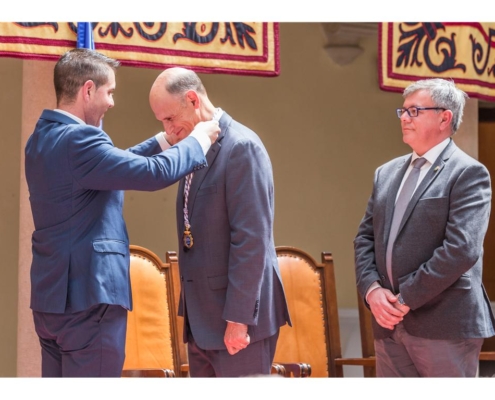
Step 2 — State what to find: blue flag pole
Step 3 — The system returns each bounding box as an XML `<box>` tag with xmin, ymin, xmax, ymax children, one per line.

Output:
<box><xmin>76</xmin><ymin>23</ymin><xmax>102</xmax><ymax>128</ymax></box>
<box><xmin>76</xmin><ymin>22</ymin><xmax>95</xmax><ymax>50</ymax></box>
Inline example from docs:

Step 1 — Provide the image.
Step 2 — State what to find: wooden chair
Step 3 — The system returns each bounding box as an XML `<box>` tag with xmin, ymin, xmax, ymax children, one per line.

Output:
<box><xmin>121</xmin><ymin>245</ymin><xmax>181</xmax><ymax>378</ymax></box>
<box><xmin>273</xmin><ymin>246</ymin><xmax>378</xmax><ymax>377</ymax></box>
<box><xmin>272</xmin><ymin>246</ymin><xmax>340</xmax><ymax>377</ymax></box>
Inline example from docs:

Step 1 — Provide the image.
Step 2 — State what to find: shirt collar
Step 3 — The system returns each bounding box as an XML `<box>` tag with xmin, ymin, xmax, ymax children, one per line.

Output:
<box><xmin>411</xmin><ymin>137</ymin><xmax>450</xmax><ymax>166</ymax></box>
<box><xmin>54</xmin><ymin>109</ymin><xmax>86</xmax><ymax>125</ymax></box>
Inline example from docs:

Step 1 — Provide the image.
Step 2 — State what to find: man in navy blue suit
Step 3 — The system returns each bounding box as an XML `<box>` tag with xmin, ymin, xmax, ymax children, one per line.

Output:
<box><xmin>24</xmin><ymin>48</ymin><xmax>219</xmax><ymax>377</ymax></box>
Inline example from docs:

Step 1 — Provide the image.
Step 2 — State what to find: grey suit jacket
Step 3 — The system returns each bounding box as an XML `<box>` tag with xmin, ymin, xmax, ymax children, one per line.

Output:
<box><xmin>355</xmin><ymin>139</ymin><xmax>495</xmax><ymax>340</ymax></box>
<box><xmin>175</xmin><ymin>111</ymin><xmax>291</xmax><ymax>350</ymax></box>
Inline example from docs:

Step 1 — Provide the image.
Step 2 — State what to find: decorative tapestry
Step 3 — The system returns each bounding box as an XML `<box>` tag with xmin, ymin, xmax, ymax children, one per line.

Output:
<box><xmin>379</xmin><ymin>22</ymin><xmax>495</xmax><ymax>102</ymax></box>
<box><xmin>0</xmin><ymin>22</ymin><xmax>279</xmax><ymax>77</ymax></box>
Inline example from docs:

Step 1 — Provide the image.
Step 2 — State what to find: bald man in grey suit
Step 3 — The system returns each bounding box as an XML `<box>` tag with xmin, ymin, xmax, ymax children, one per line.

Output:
<box><xmin>355</xmin><ymin>78</ymin><xmax>495</xmax><ymax>377</ymax></box>
<box><xmin>149</xmin><ymin>67</ymin><xmax>291</xmax><ymax>377</ymax></box>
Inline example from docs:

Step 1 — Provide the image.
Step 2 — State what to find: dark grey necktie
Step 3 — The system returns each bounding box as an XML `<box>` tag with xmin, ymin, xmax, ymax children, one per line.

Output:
<box><xmin>385</xmin><ymin>157</ymin><xmax>427</xmax><ymax>291</ymax></box>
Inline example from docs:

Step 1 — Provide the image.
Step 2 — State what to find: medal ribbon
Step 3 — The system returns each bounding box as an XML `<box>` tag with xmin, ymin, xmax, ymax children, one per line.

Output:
<box><xmin>182</xmin><ymin>108</ymin><xmax>221</xmax><ymax>249</ymax></box>
<box><xmin>183</xmin><ymin>172</ymin><xmax>194</xmax><ymax>232</ymax></box>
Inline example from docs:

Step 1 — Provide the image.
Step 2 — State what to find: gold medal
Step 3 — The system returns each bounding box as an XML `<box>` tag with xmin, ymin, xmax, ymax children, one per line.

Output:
<box><xmin>183</xmin><ymin>227</ymin><xmax>194</xmax><ymax>249</ymax></box>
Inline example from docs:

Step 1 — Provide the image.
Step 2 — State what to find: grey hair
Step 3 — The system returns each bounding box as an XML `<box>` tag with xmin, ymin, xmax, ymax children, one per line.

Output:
<box><xmin>403</xmin><ymin>78</ymin><xmax>468</xmax><ymax>134</ymax></box>
<box><xmin>165</xmin><ymin>68</ymin><xmax>206</xmax><ymax>100</ymax></box>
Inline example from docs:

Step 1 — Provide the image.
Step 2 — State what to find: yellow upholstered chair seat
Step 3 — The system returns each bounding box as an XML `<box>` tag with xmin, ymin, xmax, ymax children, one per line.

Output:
<box><xmin>122</xmin><ymin>245</ymin><xmax>178</xmax><ymax>376</ymax></box>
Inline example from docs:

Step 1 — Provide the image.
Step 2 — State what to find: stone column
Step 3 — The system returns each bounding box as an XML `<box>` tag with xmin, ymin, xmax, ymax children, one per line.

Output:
<box><xmin>17</xmin><ymin>59</ymin><xmax>56</xmax><ymax>377</ymax></box>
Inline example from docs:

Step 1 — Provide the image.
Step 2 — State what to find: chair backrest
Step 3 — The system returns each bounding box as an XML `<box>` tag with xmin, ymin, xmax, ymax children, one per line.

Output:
<box><xmin>122</xmin><ymin>245</ymin><xmax>180</xmax><ymax>375</ymax></box>
<box><xmin>273</xmin><ymin>246</ymin><xmax>344</xmax><ymax>377</ymax></box>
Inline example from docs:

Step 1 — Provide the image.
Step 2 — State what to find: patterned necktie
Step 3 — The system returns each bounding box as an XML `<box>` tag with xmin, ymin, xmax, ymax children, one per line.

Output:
<box><xmin>385</xmin><ymin>157</ymin><xmax>427</xmax><ymax>291</ymax></box>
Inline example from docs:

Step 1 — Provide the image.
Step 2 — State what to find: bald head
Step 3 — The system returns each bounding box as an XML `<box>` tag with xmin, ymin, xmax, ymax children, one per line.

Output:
<box><xmin>151</xmin><ymin>67</ymin><xmax>206</xmax><ymax>98</ymax></box>
<box><xmin>149</xmin><ymin>67</ymin><xmax>215</xmax><ymax>142</ymax></box>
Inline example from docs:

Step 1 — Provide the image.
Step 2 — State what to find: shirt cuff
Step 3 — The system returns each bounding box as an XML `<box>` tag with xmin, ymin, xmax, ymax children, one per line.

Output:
<box><xmin>155</xmin><ymin>132</ymin><xmax>171</xmax><ymax>151</ymax></box>
<box><xmin>190</xmin><ymin>129</ymin><xmax>212</xmax><ymax>156</ymax></box>
<box><xmin>365</xmin><ymin>281</ymin><xmax>381</xmax><ymax>303</ymax></box>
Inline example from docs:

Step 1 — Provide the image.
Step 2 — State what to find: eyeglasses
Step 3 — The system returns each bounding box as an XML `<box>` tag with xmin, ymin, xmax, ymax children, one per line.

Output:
<box><xmin>396</xmin><ymin>107</ymin><xmax>446</xmax><ymax>118</ymax></box>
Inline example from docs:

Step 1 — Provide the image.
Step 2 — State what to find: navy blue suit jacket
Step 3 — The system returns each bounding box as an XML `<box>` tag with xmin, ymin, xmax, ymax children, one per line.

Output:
<box><xmin>25</xmin><ymin>110</ymin><xmax>206</xmax><ymax>314</ymax></box>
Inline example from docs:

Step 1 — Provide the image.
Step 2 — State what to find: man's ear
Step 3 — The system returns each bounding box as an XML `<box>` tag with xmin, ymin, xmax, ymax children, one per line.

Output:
<box><xmin>82</xmin><ymin>80</ymin><xmax>95</xmax><ymax>102</ymax></box>
<box><xmin>186</xmin><ymin>90</ymin><xmax>200</xmax><ymax>109</ymax></box>
<box><xmin>440</xmin><ymin>109</ymin><xmax>453</xmax><ymax>131</ymax></box>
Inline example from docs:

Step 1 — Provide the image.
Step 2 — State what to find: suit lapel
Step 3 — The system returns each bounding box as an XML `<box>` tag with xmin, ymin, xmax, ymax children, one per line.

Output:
<box><xmin>186</xmin><ymin>112</ymin><xmax>230</xmax><ymax>220</ymax></box>
<box><xmin>397</xmin><ymin>139</ymin><xmax>456</xmax><ymax>234</ymax></box>
<box><xmin>383</xmin><ymin>156</ymin><xmax>410</xmax><ymax>244</ymax></box>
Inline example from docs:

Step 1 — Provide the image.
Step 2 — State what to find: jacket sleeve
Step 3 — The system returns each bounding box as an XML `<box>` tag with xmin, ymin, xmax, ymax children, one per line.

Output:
<box><xmin>221</xmin><ymin>138</ymin><xmax>273</xmax><ymax>325</ymax></box>
<box><xmin>68</xmin><ymin>125</ymin><xmax>206</xmax><ymax>191</ymax></box>
<box><xmin>354</xmin><ymin>167</ymin><xmax>383</xmax><ymax>302</ymax></box>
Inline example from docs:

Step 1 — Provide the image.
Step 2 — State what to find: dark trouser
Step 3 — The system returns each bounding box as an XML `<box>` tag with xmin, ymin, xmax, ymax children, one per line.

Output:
<box><xmin>374</xmin><ymin>322</ymin><xmax>483</xmax><ymax>377</ymax></box>
<box><xmin>187</xmin><ymin>329</ymin><xmax>280</xmax><ymax>377</ymax></box>
<box><xmin>33</xmin><ymin>304</ymin><xmax>127</xmax><ymax>377</ymax></box>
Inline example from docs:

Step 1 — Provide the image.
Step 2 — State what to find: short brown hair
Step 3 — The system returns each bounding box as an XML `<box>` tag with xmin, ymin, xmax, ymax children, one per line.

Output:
<box><xmin>54</xmin><ymin>48</ymin><xmax>120</xmax><ymax>105</ymax></box>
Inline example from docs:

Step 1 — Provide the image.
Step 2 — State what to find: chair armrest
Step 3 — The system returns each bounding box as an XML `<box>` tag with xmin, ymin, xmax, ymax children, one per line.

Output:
<box><xmin>480</xmin><ymin>351</ymin><xmax>495</xmax><ymax>361</ymax></box>
<box><xmin>180</xmin><ymin>363</ymin><xmax>190</xmax><ymax>377</ymax></box>
<box><xmin>273</xmin><ymin>362</ymin><xmax>311</xmax><ymax>377</ymax></box>
<box><xmin>122</xmin><ymin>368</ymin><xmax>176</xmax><ymax>377</ymax></box>
<box><xmin>334</xmin><ymin>356</ymin><xmax>376</xmax><ymax>367</ymax></box>
<box><xmin>271</xmin><ymin>363</ymin><xmax>287</xmax><ymax>376</ymax></box>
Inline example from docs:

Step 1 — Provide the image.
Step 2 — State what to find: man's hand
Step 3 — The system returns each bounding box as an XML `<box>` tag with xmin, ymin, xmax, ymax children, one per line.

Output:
<box><xmin>164</xmin><ymin>120</ymin><xmax>220</xmax><ymax>146</ymax></box>
<box><xmin>393</xmin><ymin>293</ymin><xmax>411</xmax><ymax>315</ymax></box>
<box><xmin>164</xmin><ymin>131</ymin><xmax>179</xmax><ymax>146</ymax></box>
<box><xmin>368</xmin><ymin>288</ymin><xmax>406</xmax><ymax>330</ymax></box>
<box><xmin>224</xmin><ymin>321</ymin><xmax>250</xmax><ymax>355</ymax></box>
<box><xmin>193</xmin><ymin>120</ymin><xmax>220</xmax><ymax>144</ymax></box>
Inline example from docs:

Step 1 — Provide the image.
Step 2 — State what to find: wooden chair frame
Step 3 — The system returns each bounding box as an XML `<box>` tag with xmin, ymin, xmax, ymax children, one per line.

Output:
<box><xmin>274</xmin><ymin>246</ymin><xmax>344</xmax><ymax>377</ymax></box>
<box><xmin>121</xmin><ymin>245</ymin><xmax>182</xmax><ymax>377</ymax></box>
<box><xmin>274</xmin><ymin>246</ymin><xmax>378</xmax><ymax>377</ymax></box>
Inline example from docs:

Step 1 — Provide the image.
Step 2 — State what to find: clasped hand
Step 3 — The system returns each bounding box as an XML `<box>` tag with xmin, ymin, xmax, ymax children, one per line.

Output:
<box><xmin>368</xmin><ymin>288</ymin><xmax>410</xmax><ymax>330</ymax></box>
<box><xmin>224</xmin><ymin>321</ymin><xmax>250</xmax><ymax>355</ymax></box>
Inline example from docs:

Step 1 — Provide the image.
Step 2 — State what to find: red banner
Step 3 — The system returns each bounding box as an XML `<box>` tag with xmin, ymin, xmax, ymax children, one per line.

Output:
<box><xmin>379</xmin><ymin>22</ymin><xmax>495</xmax><ymax>102</ymax></box>
<box><xmin>0</xmin><ymin>22</ymin><xmax>279</xmax><ymax>77</ymax></box>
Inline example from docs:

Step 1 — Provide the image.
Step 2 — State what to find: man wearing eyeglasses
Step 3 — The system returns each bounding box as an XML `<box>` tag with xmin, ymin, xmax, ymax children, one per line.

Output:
<box><xmin>354</xmin><ymin>78</ymin><xmax>495</xmax><ymax>377</ymax></box>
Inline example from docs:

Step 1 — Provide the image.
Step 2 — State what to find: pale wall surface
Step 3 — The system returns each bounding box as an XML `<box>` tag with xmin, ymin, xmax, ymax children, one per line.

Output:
<box><xmin>0</xmin><ymin>57</ymin><xmax>22</xmax><ymax>377</ymax></box>
<box><xmin>0</xmin><ymin>23</ymin><xmax>479</xmax><ymax>375</ymax></box>
<box><xmin>107</xmin><ymin>22</ymin><xmax>407</xmax><ymax>315</ymax></box>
